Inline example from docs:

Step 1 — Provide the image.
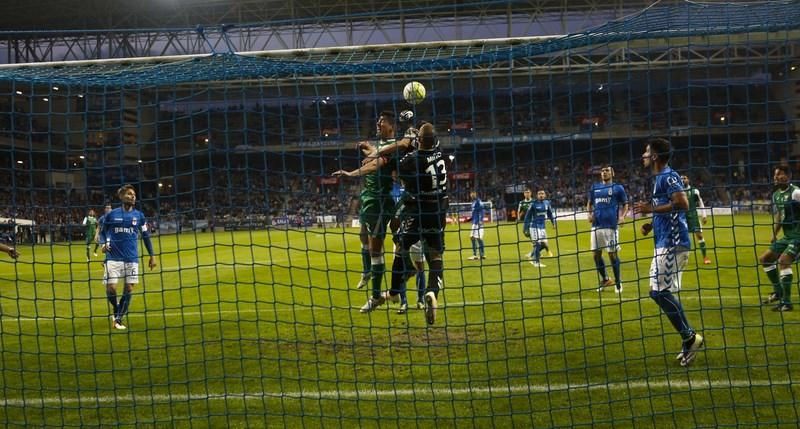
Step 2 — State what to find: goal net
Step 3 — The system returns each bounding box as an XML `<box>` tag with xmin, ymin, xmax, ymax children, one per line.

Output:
<box><xmin>1</xmin><ymin>1</ymin><xmax>799</xmax><ymax>427</ymax></box>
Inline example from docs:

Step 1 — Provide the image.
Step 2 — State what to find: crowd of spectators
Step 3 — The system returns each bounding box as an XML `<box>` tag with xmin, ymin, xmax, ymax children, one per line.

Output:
<box><xmin>0</xmin><ymin>79</ymin><xmax>789</xmax><ymax>242</ymax></box>
<box><xmin>136</xmin><ymin>80</ymin><xmax>790</xmax><ymax>165</ymax></box>
<box><xmin>0</xmin><ymin>138</ymin><xmax>783</xmax><ymax>245</ymax></box>
<box><xmin>0</xmin><ymin>100</ymin><xmax>52</xmax><ymax>144</ymax></box>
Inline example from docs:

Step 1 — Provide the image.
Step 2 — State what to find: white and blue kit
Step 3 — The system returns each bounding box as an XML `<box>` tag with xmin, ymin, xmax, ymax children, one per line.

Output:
<box><xmin>470</xmin><ymin>197</ymin><xmax>485</xmax><ymax>239</ymax></box>
<box><xmin>649</xmin><ymin>167</ymin><xmax>691</xmax><ymax>292</ymax></box>
<box><xmin>523</xmin><ymin>199</ymin><xmax>554</xmax><ymax>243</ymax></box>
<box><xmin>589</xmin><ymin>182</ymin><xmax>628</xmax><ymax>252</ymax></box>
<box><xmin>98</xmin><ymin>207</ymin><xmax>155</xmax><ymax>284</ymax></box>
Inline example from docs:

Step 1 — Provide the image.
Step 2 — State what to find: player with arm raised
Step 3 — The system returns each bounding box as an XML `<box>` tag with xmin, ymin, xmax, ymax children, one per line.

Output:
<box><xmin>633</xmin><ymin>138</ymin><xmax>704</xmax><ymax>366</ymax></box>
<box><xmin>387</xmin><ymin>122</ymin><xmax>449</xmax><ymax>324</ymax></box>
<box><xmin>758</xmin><ymin>165</ymin><xmax>800</xmax><ymax>311</ymax></box>
<box><xmin>523</xmin><ymin>190</ymin><xmax>555</xmax><ymax>267</ymax></box>
<box><xmin>364</xmin><ymin>109</ymin><xmax>425</xmax><ymax>313</ymax></box>
<box><xmin>332</xmin><ymin>110</ymin><xmax>414</xmax><ymax>313</ymax></box>
<box><xmin>681</xmin><ymin>175</ymin><xmax>711</xmax><ymax>265</ymax></box>
<box><xmin>338</xmin><ymin>110</ymin><xmax>417</xmax><ymax>292</ymax></box>
<box><xmin>98</xmin><ymin>185</ymin><xmax>157</xmax><ymax>330</ymax></box>
<box><xmin>360</xmin><ymin>109</ymin><xmax>417</xmax><ymax>161</ymax></box>
<box><xmin>588</xmin><ymin>165</ymin><xmax>629</xmax><ymax>293</ymax></box>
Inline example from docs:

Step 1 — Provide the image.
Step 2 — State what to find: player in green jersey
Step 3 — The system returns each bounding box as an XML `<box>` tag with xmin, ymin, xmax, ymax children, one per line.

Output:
<box><xmin>82</xmin><ymin>209</ymin><xmax>98</xmax><ymax>261</ymax></box>
<box><xmin>681</xmin><ymin>175</ymin><xmax>711</xmax><ymax>265</ymax></box>
<box><xmin>332</xmin><ymin>110</ymin><xmax>410</xmax><ymax>313</ymax></box>
<box><xmin>758</xmin><ymin>165</ymin><xmax>800</xmax><ymax>311</ymax></box>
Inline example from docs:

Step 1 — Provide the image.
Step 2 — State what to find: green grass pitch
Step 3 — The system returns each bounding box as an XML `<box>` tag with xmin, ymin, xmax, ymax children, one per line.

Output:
<box><xmin>1</xmin><ymin>213</ymin><xmax>799</xmax><ymax>427</ymax></box>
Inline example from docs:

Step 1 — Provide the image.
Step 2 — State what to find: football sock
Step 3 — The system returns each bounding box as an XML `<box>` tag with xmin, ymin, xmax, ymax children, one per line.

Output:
<box><xmin>533</xmin><ymin>243</ymin><xmax>542</xmax><ymax>262</ymax></box>
<box><xmin>471</xmin><ymin>239</ymin><xmax>477</xmax><ymax>256</ymax></box>
<box><xmin>117</xmin><ymin>290</ymin><xmax>132</xmax><ymax>320</ymax></box>
<box><xmin>764</xmin><ymin>264</ymin><xmax>782</xmax><ymax>297</ymax></box>
<box><xmin>361</xmin><ymin>245</ymin><xmax>371</xmax><ymax>275</ymax></box>
<box><xmin>389</xmin><ymin>253</ymin><xmax>408</xmax><ymax>298</ymax></box>
<box><xmin>698</xmin><ymin>240</ymin><xmax>707</xmax><ymax>257</ymax></box>
<box><xmin>106</xmin><ymin>290</ymin><xmax>118</xmax><ymax>314</ymax></box>
<box><xmin>371</xmin><ymin>256</ymin><xmax>385</xmax><ymax>299</ymax></box>
<box><xmin>416</xmin><ymin>270</ymin><xmax>426</xmax><ymax>302</ymax></box>
<box><xmin>427</xmin><ymin>259</ymin><xmax>444</xmax><ymax>296</ymax></box>
<box><xmin>611</xmin><ymin>257</ymin><xmax>621</xmax><ymax>285</ymax></box>
<box><xmin>650</xmin><ymin>290</ymin><xmax>694</xmax><ymax>341</ymax></box>
<box><xmin>780</xmin><ymin>268</ymin><xmax>793</xmax><ymax>305</ymax></box>
<box><xmin>478</xmin><ymin>239</ymin><xmax>485</xmax><ymax>257</ymax></box>
<box><xmin>594</xmin><ymin>257</ymin><xmax>607</xmax><ymax>280</ymax></box>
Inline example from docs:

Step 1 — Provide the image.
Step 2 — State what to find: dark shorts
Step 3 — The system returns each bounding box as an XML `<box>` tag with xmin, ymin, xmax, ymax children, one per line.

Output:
<box><xmin>395</xmin><ymin>200</ymin><xmax>448</xmax><ymax>253</ymax></box>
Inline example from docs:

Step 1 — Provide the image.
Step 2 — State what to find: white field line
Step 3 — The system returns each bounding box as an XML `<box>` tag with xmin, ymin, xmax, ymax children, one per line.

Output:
<box><xmin>0</xmin><ymin>378</ymin><xmax>787</xmax><ymax>408</ymax></box>
<box><xmin>0</xmin><ymin>293</ymin><xmax>768</xmax><ymax>323</ymax></box>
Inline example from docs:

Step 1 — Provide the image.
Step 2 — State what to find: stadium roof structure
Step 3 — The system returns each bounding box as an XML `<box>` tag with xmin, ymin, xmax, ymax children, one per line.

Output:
<box><xmin>1</xmin><ymin>0</ymin><xmax>694</xmax><ymax>32</ymax></box>
<box><xmin>0</xmin><ymin>0</ymin><xmax>781</xmax><ymax>63</ymax></box>
<box><xmin>0</xmin><ymin>0</ymin><xmax>797</xmax><ymax>87</ymax></box>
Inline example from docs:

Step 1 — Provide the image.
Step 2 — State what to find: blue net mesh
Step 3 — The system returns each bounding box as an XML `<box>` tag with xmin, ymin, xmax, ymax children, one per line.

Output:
<box><xmin>1</xmin><ymin>1</ymin><xmax>800</xmax><ymax>427</ymax></box>
<box><xmin>0</xmin><ymin>1</ymin><xmax>797</xmax><ymax>85</ymax></box>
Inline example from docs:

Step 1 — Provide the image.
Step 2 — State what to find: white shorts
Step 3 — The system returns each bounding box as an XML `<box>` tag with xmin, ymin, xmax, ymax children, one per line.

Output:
<box><xmin>105</xmin><ymin>260</ymin><xmax>140</xmax><ymax>285</ymax></box>
<box><xmin>590</xmin><ymin>227</ymin><xmax>620</xmax><ymax>252</ymax></box>
<box><xmin>530</xmin><ymin>227</ymin><xmax>547</xmax><ymax>243</ymax></box>
<box><xmin>470</xmin><ymin>224</ymin><xmax>484</xmax><ymax>240</ymax></box>
<box><xmin>649</xmin><ymin>247</ymin><xmax>689</xmax><ymax>293</ymax></box>
<box><xmin>409</xmin><ymin>241</ymin><xmax>425</xmax><ymax>263</ymax></box>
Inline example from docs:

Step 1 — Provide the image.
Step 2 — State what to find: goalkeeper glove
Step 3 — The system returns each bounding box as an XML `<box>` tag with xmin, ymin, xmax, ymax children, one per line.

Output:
<box><xmin>404</xmin><ymin>127</ymin><xmax>419</xmax><ymax>139</ymax></box>
<box><xmin>399</xmin><ymin>110</ymin><xmax>414</xmax><ymax>122</ymax></box>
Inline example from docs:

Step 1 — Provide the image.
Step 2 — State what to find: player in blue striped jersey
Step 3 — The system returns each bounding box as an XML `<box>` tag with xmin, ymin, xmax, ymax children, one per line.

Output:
<box><xmin>98</xmin><ymin>185</ymin><xmax>157</xmax><ymax>331</ymax></box>
<box><xmin>633</xmin><ymin>138</ymin><xmax>704</xmax><ymax>366</ymax></box>
<box><xmin>523</xmin><ymin>190</ymin><xmax>555</xmax><ymax>267</ymax></box>
<box><xmin>587</xmin><ymin>165</ymin><xmax>628</xmax><ymax>293</ymax></box>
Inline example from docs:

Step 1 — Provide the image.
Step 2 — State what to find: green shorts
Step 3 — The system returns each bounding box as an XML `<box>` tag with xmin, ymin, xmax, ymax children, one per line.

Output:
<box><xmin>769</xmin><ymin>237</ymin><xmax>800</xmax><ymax>258</ymax></box>
<box><xmin>359</xmin><ymin>197</ymin><xmax>396</xmax><ymax>239</ymax></box>
<box><xmin>686</xmin><ymin>216</ymin><xmax>702</xmax><ymax>233</ymax></box>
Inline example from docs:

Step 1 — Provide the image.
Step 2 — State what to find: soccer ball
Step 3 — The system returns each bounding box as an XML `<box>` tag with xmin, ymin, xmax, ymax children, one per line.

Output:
<box><xmin>403</xmin><ymin>81</ymin><xmax>426</xmax><ymax>105</ymax></box>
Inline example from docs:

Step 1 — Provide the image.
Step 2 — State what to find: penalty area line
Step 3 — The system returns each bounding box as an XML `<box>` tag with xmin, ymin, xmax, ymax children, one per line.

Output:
<box><xmin>0</xmin><ymin>378</ymin><xmax>785</xmax><ymax>407</ymax></box>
